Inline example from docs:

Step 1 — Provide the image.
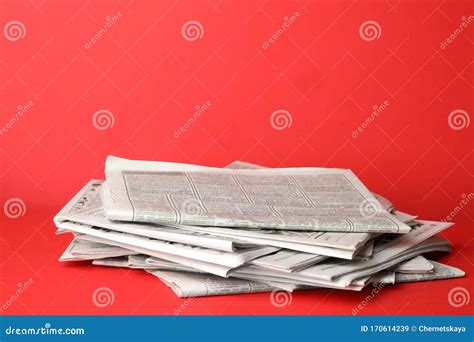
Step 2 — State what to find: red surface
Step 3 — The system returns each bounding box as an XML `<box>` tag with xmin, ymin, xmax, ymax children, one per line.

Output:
<box><xmin>0</xmin><ymin>0</ymin><xmax>473</xmax><ymax>315</ymax></box>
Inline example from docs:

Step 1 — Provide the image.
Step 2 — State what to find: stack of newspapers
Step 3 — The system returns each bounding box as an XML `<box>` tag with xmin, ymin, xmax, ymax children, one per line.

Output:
<box><xmin>55</xmin><ymin>156</ymin><xmax>465</xmax><ymax>297</ymax></box>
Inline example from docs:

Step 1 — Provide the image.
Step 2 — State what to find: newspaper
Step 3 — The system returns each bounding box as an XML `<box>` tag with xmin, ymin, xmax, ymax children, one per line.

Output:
<box><xmin>228</xmin><ymin>162</ymin><xmax>417</xmax><ymax>230</ymax></box>
<box><xmin>320</xmin><ymin>221</ymin><xmax>452</xmax><ymax>281</ymax></box>
<box><xmin>92</xmin><ymin>254</ymin><xmax>464</xmax><ymax>295</ymax></box>
<box><xmin>57</xmin><ymin>221</ymin><xmax>277</xmax><ymax>269</ymax></box>
<box><xmin>173</xmin><ymin>225</ymin><xmax>371</xmax><ymax>258</ymax></box>
<box><xmin>251</xmin><ymin>250</ymin><xmax>326</xmax><ymax>272</ymax></box>
<box><xmin>77</xmin><ymin>232</ymin><xmax>235</xmax><ymax>277</ymax></box>
<box><xmin>353</xmin><ymin>239</ymin><xmax>374</xmax><ymax>260</ymax></box>
<box><xmin>171</xmin><ymin>161</ymin><xmax>416</xmax><ymax>258</ymax></box>
<box><xmin>233</xmin><ymin>267</ymin><xmax>371</xmax><ymax>291</ymax></box>
<box><xmin>145</xmin><ymin>257</ymin><xmax>204</xmax><ymax>273</ymax></box>
<box><xmin>55</xmin><ymin>171</ymin><xmax>381</xmax><ymax>257</ymax></box>
<box><xmin>394</xmin><ymin>261</ymin><xmax>464</xmax><ymax>283</ymax></box>
<box><xmin>57</xmin><ymin>219</ymin><xmax>453</xmax><ymax>291</ymax></box>
<box><xmin>147</xmin><ymin>270</ymin><xmax>279</xmax><ymax>297</ymax></box>
<box><xmin>93</xmin><ymin>255</ymin><xmax>160</xmax><ymax>269</ymax></box>
<box><xmin>96</xmin><ymin>250</ymin><xmax>321</xmax><ymax>276</ymax></box>
<box><xmin>92</xmin><ymin>256</ymin><xmax>130</xmax><ymax>268</ymax></box>
<box><xmin>228</xmin><ymin>235</ymin><xmax>451</xmax><ymax>289</ymax></box>
<box><xmin>128</xmin><ymin>255</ymin><xmax>159</xmax><ymax>269</ymax></box>
<box><xmin>369</xmin><ymin>256</ymin><xmax>433</xmax><ymax>284</ymax></box>
<box><xmin>370</xmin><ymin>259</ymin><xmax>464</xmax><ymax>284</ymax></box>
<box><xmin>59</xmin><ymin>236</ymin><xmax>136</xmax><ymax>261</ymax></box>
<box><xmin>228</xmin><ymin>161</ymin><xmax>398</xmax><ymax>216</ymax></box>
<box><xmin>226</xmin><ymin>221</ymin><xmax>452</xmax><ymax>286</ymax></box>
<box><xmin>92</xmin><ymin>254</ymin><xmax>300</xmax><ymax>292</ymax></box>
<box><xmin>55</xmin><ymin>180</ymin><xmax>257</xmax><ymax>253</ymax></box>
<box><xmin>86</xmin><ymin>243</ymin><xmax>364</xmax><ymax>291</ymax></box>
<box><xmin>172</xmin><ymin>225</ymin><xmax>365</xmax><ymax>259</ymax></box>
<box><xmin>369</xmin><ymin>271</ymin><xmax>396</xmax><ymax>284</ymax></box>
<box><xmin>103</xmin><ymin>156</ymin><xmax>411</xmax><ymax>233</ymax></box>
<box><xmin>392</xmin><ymin>255</ymin><xmax>433</xmax><ymax>273</ymax></box>
<box><xmin>392</xmin><ymin>210</ymin><xmax>417</xmax><ymax>223</ymax></box>
<box><xmin>53</xmin><ymin>157</ymin><xmax>464</xmax><ymax>297</ymax></box>
<box><xmin>79</xmin><ymin>232</ymin><xmax>457</xmax><ymax>293</ymax></box>
<box><xmin>334</xmin><ymin>235</ymin><xmax>452</xmax><ymax>286</ymax></box>
<box><xmin>372</xmin><ymin>193</ymin><xmax>394</xmax><ymax>212</ymax></box>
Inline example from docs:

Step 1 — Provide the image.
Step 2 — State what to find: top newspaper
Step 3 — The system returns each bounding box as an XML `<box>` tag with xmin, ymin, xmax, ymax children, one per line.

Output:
<box><xmin>103</xmin><ymin>156</ymin><xmax>411</xmax><ymax>233</ymax></box>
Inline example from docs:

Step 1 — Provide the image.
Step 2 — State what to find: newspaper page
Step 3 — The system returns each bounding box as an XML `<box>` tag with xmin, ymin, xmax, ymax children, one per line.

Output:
<box><xmin>370</xmin><ymin>260</ymin><xmax>464</xmax><ymax>284</ymax></box>
<box><xmin>216</xmin><ymin>161</ymin><xmax>417</xmax><ymax>249</ymax></box>
<box><xmin>59</xmin><ymin>237</ymin><xmax>136</xmax><ymax>261</ymax></box>
<box><xmin>369</xmin><ymin>256</ymin><xmax>433</xmax><ymax>284</ymax></box>
<box><xmin>353</xmin><ymin>239</ymin><xmax>374</xmax><ymax>260</ymax></box>
<box><xmin>76</xmin><ymin>231</ymin><xmax>235</xmax><ymax>277</ymax></box>
<box><xmin>394</xmin><ymin>261</ymin><xmax>465</xmax><ymax>283</ymax></box>
<box><xmin>369</xmin><ymin>271</ymin><xmax>396</xmax><ymax>284</ymax></box>
<box><xmin>55</xmin><ymin>180</ymin><xmax>366</xmax><ymax>258</ymax></box>
<box><xmin>57</xmin><ymin>221</ymin><xmax>278</xmax><ymax>268</ymax></box>
<box><xmin>145</xmin><ymin>257</ymin><xmax>204</xmax><ymax>273</ymax></box>
<box><xmin>232</xmin><ymin>266</ymin><xmax>369</xmax><ymax>291</ymax></box>
<box><xmin>393</xmin><ymin>255</ymin><xmax>433</xmax><ymax>273</ymax></box>
<box><xmin>92</xmin><ymin>256</ymin><xmax>130</xmax><ymax>268</ymax></box>
<box><xmin>227</xmin><ymin>274</ymin><xmax>301</xmax><ymax>292</ymax></box>
<box><xmin>126</xmin><ymin>255</ymin><xmax>154</xmax><ymax>268</ymax></box>
<box><xmin>103</xmin><ymin>156</ymin><xmax>411</xmax><ymax>233</ymax></box>
<box><xmin>54</xmin><ymin>180</ymin><xmax>256</xmax><ymax>252</ymax></box>
<box><xmin>392</xmin><ymin>211</ymin><xmax>417</xmax><ymax>223</ymax></box>
<box><xmin>55</xmin><ymin>170</ymin><xmax>379</xmax><ymax>254</ymax></box>
<box><xmin>333</xmin><ymin>236</ymin><xmax>452</xmax><ymax>286</ymax></box>
<box><xmin>147</xmin><ymin>270</ymin><xmax>278</xmax><ymax>297</ymax></box>
<box><xmin>229</xmin><ymin>221</ymin><xmax>452</xmax><ymax>286</ymax></box>
<box><xmin>251</xmin><ymin>250</ymin><xmax>326</xmax><ymax>272</ymax></box>
<box><xmin>227</xmin><ymin>161</ymin><xmax>397</xmax><ymax>216</ymax></box>
<box><xmin>301</xmin><ymin>220</ymin><xmax>452</xmax><ymax>281</ymax></box>
<box><xmin>171</xmin><ymin>226</ymin><xmax>362</xmax><ymax>259</ymax></box>
<box><xmin>372</xmin><ymin>193</ymin><xmax>394</xmax><ymax>212</ymax></box>
<box><xmin>231</xmin><ymin>235</ymin><xmax>451</xmax><ymax>288</ymax></box>
<box><xmin>92</xmin><ymin>255</ymin><xmax>159</xmax><ymax>269</ymax></box>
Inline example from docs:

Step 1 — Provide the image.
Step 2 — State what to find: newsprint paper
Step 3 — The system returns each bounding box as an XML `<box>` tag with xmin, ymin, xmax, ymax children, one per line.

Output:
<box><xmin>103</xmin><ymin>156</ymin><xmax>411</xmax><ymax>233</ymax></box>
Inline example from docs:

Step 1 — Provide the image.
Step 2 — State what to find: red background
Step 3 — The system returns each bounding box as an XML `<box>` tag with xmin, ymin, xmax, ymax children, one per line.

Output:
<box><xmin>0</xmin><ymin>0</ymin><xmax>472</xmax><ymax>315</ymax></box>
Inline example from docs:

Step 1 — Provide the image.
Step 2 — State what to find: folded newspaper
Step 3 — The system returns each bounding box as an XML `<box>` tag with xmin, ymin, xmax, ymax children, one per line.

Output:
<box><xmin>54</xmin><ymin>157</ymin><xmax>465</xmax><ymax>297</ymax></box>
